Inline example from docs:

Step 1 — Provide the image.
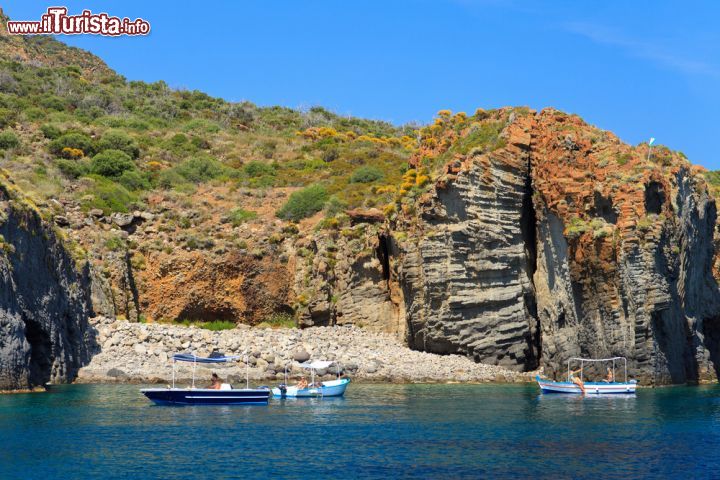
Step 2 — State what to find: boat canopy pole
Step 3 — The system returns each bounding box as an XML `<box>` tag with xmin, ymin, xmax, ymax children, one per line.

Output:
<box><xmin>191</xmin><ymin>354</ymin><xmax>197</xmax><ymax>389</ymax></box>
<box><xmin>624</xmin><ymin>357</ymin><xmax>627</xmax><ymax>383</ymax></box>
<box><xmin>245</xmin><ymin>353</ymin><xmax>249</xmax><ymax>389</ymax></box>
<box><xmin>567</xmin><ymin>357</ymin><xmax>629</xmax><ymax>383</ymax></box>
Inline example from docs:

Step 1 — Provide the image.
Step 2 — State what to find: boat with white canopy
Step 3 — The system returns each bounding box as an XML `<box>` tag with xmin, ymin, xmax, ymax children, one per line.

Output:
<box><xmin>272</xmin><ymin>360</ymin><xmax>350</xmax><ymax>398</ymax></box>
<box><xmin>536</xmin><ymin>357</ymin><xmax>638</xmax><ymax>395</ymax></box>
<box><xmin>141</xmin><ymin>353</ymin><xmax>270</xmax><ymax>405</ymax></box>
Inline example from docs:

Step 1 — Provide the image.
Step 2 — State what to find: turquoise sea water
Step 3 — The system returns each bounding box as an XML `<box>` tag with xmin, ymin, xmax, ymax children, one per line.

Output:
<box><xmin>2</xmin><ymin>383</ymin><xmax>720</xmax><ymax>479</ymax></box>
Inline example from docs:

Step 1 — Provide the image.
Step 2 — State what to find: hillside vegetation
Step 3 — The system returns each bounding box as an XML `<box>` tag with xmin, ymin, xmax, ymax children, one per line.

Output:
<box><xmin>1</xmin><ymin>12</ymin><xmax>718</xmax><ymax>332</ymax></box>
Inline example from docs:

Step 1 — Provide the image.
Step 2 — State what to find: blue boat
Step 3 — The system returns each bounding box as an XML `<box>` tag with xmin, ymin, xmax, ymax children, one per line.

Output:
<box><xmin>272</xmin><ymin>360</ymin><xmax>350</xmax><ymax>398</ymax></box>
<box><xmin>536</xmin><ymin>357</ymin><xmax>638</xmax><ymax>395</ymax></box>
<box><xmin>141</xmin><ymin>353</ymin><xmax>271</xmax><ymax>405</ymax></box>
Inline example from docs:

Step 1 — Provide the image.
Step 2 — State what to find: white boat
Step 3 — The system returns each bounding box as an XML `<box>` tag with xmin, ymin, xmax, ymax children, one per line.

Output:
<box><xmin>272</xmin><ymin>360</ymin><xmax>350</xmax><ymax>398</ymax></box>
<box><xmin>536</xmin><ymin>357</ymin><xmax>638</xmax><ymax>395</ymax></box>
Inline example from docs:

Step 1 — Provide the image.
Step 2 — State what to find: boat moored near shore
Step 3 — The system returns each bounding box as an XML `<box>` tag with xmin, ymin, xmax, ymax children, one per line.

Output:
<box><xmin>141</xmin><ymin>353</ymin><xmax>270</xmax><ymax>405</ymax></box>
<box><xmin>272</xmin><ymin>360</ymin><xmax>350</xmax><ymax>398</ymax></box>
<box><xmin>536</xmin><ymin>357</ymin><xmax>638</xmax><ymax>395</ymax></box>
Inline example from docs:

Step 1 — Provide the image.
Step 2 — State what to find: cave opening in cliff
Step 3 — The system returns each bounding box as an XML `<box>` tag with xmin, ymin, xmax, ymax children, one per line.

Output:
<box><xmin>592</xmin><ymin>191</ymin><xmax>618</xmax><ymax>224</ymax></box>
<box><xmin>25</xmin><ymin>319</ymin><xmax>52</xmax><ymax>385</ymax></box>
<box><xmin>645</xmin><ymin>181</ymin><xmax>665</xmax><ymax>215</ymax></box>
<box><xmin>520</xmin><ymin>166</ymin><xmax>541</xmax><ymax>367</ymax></box>
<box><xmin>702</xmin><ymin>315</ymin><xmax>720</xmax><ymax>380</ymax></box>
<box><xmin>376</xmin><ymin>233</ymin><xmax>391</xmax><ymax>282</ymax></box>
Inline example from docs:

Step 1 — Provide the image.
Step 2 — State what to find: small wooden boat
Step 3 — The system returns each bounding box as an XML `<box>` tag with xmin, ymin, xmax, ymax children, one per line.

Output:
<box><xmin>141</xmin><ymin>353</ymin><xmax>270</xmax><ymax>405</ymax></box>
<box><xmin>272</xmin><ymin>360</ymin><xmax>350</xmax><ymax>398</ymax></box>
<box><xmin>536</xmin><ymin>357</ymin><xmax>638</xmax><ymax>395</ymax></box>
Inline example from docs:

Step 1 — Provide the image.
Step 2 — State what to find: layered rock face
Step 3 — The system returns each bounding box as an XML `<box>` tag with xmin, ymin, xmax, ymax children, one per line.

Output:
<box><xmin>530</xmin><ymin>112</ymin><xmax>720</xmax><ymax>383</ymax></box>
<box><xmin>395</xmin><ymin>108</ymin><xmax>720</xmax><ymax>382</ymax></box>
<box><xmin>0</xmin><ymin>179</ymin><xmax>94</xmax><ymax>390</ymax></box>
<box><xmin>395</xmin><ymin>118</ymin><xmax>540</xmax><ymax>369</ymax></box>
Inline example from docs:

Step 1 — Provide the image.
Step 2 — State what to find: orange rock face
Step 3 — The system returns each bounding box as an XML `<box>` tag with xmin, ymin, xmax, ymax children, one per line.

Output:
<box><xmin>138</xmin><ymin>250</ymin><xmax>292</xmax><ymax>325</ymax></box>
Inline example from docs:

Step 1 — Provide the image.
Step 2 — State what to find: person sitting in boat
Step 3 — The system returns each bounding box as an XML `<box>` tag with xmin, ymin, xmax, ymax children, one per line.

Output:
<box><xmin>297</xmin><ymin>376</ymin><xmax>308</xmax><ymax>390</ymax></box>
<box><xmin>603</xmin><ymin>367</ymin><xmax>614</xmax><ymax>383</ymax></box>
<box><xmin>208</xmin><ymin>373</ymin><xmax>222</xmax><ymax>390</ymax></box>
<box><xmin>568</xmin><ymin>368</ymin><xmax>586</xmax><ymax>395</ymax></box>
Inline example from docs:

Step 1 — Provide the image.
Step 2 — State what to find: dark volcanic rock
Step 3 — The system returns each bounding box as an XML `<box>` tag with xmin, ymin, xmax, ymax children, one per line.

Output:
<box><xmin>0</xmin><ymin>183</ymin><xmax>95</xmax><ymax>390</ymax></box>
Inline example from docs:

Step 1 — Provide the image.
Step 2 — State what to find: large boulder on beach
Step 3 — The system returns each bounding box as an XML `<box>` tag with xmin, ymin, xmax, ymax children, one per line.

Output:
<box><xmin>293</xmin><ymin>348</ymin><xmax>310</xmax><ymax>362</ymax></box>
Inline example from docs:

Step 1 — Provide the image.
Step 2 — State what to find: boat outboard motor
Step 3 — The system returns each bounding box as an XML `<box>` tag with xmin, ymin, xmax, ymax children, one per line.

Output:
<box><xmin>278</xmin><ymin>384</ymin><xmax>287</xmax><ymax>398</ymax></box>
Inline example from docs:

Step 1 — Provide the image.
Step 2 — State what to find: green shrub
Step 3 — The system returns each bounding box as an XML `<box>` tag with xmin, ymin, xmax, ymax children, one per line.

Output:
<box><xmin>175</xmin><ymin>319</ymin><xmax>236</xmax><ymax>330</ymax></box>
<box><xmin>638</xmin><ymin>216</ymin><xmax>654</xmax><ymax>231</ymax></box>
<box><xmin>324</xmin><ymin>195</ymin><xmax>346</xmax><ymax>217</ymax></box>
<box><xmin>157</xmin><ymin>168</ymin><xmax>188</xmax><ymax>190</ymax></box>
<box><xmin>350</xmin><ymin>165</ymin><xmax>384</xmax><ymax>183</ymax></box>
<box><xmin>0</xmin><ymin>131</ymin><xmax>19</xmax><ymax>149</ymax></box>
<box><xmin>81</xmin><ymin>175</ymin><xmax>136</xmax><ymax>213</ymax></box>
<box><xmin>243</xmin><ymin>160</ymin><xmax>276</xmax><ymax>177</ymax></box>
<box><xmin>39</xmin><ymin>95</ymin><xmax>66</xmax><ymax>111</ymax></box>
<box><xmin>276</xmin><ymin>184</ymin><xmax>329</xmax><ymax>221</ymax></box>
<box><xmin>452</xmin><ymin>121</ymin><xmax>506</xmax><ymax>155</ymax></box>
<box><xmin>49</xmin><ymin>132</ymin><xmax>94</xmax><ymax>157</ymax></box>
<box><xmin>118</xmin><ymin>170</ymin><xmax>151</xmax><ymax>191</ymax></box>
<box><xmin>104</xmin><ymin>236</ymin><xmax>125</xmax><ymax>251</ymax></box>
<box><xmin>0</xmin><ymin>108</ymin><xmax>15</xmax><ymax>128</ymax></box>
<box><xmin>91</xmin><ymin>149</ymin><xmax>136</xmax><ymax>177</ymax></box>
<box><xmin>228</xmin><ymin>207</ymin><xmax>257</xmax><ymax>226</ymax></box>
<box><xmin>565</xmin><ymin>216</ymin><xmax>589</xmax><ymax>239</ymax></box>
<box><xmin>190</xmin><ymin>136</ymin><xmax>210</xmax><ymax>150</ymax></box>
<box><xmin>322</xmin><ymin>148</ymin><xmax>339</xmax><ymax>163</ymax></box>
<box><xmin>616</xmin><ymin>153</ymin><xmax>632</xmax><ymax>166</ymax></box>
<box><xmin>704</xmin><ymin>170</ymin><xmax>720</xmax><ymax>187</ymax></box>
<box><xmin>56</xmin><ymin>159</ymin><xmax>89</xmax><ymax>178</ymax></box>
<box><xmin>97</xmin><ymin>129</ymin><xmax>140</xmax><ymax>158</ymax></box>
<box><xmin>24</xmin><ymin>107</ymin><xmax>45</xmax><ymax>121</ymax></box>
<box><xmin>175</xmin><ymin>156</ymin><xmax>227</xmax><ymax>183</ymax></box>
<box><xmin>40</xmin><ymin>124</ymin><xmax>62</xmax><ymax>139</ymax></box>
<box><xmin>256</xmin><ymin>312</ymin><xmax>296</xmax><ymax>329</ymax></box>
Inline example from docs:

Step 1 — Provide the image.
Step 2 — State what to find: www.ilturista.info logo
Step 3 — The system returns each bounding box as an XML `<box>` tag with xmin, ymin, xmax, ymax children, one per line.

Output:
<box><xmin>6</xmin><ymin>7</ymin><xmax>150</xmax><ymax>36</ymax></box>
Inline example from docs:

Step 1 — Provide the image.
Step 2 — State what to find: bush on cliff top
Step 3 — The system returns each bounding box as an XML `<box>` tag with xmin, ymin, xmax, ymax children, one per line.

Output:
<box><xmin>276</xmin><ymin>184</ymin><xmax>329</xmax><ymax>221</ymax></box>
<box><xmin>91</xmin><ymin>149</ymin><xmax>136</xmax><ymax>178</ymax></box>
<box><xmin>0</xmin><ymin>131</ymin><xmax>19</xmax><ymax>150</ymax></box>
<box><xmin>175</xmin><ymin>156</ymin><xmax>230</xmax><ymax>183</ymax></box>
<box><xmin>81</xmin><ymin>175</ymin><xmax>136</xmax><ymax>214</ymax></box>
<box><xmin>97</xmin><ymin>129</ymin><xmax>140</xmax><ymax>159</ymax></box>
<box><xmin>350</xmin><ymin>165</ymin><xmax>384</xmax><ymax>183</ymax></box>
<box><xmin>49</xmin><ymin>132</ymin><xmax>94</xmax><ymax>157</ymax></box>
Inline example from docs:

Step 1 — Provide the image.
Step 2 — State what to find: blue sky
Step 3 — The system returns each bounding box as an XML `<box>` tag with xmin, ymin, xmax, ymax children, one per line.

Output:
<box><xmin>5</xmin><ymin>1</ymin><xmax>720</xmax><ymax>168</ymax></box>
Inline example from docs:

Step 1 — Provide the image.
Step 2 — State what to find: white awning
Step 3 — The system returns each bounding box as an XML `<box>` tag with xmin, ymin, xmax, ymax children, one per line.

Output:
<box><xmin>300</xmin><ymin>360</ymin><xmax>335</xmax><ymax>370</ymax></box>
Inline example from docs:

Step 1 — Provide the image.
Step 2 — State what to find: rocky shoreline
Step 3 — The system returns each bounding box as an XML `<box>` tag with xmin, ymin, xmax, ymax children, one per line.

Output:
<box><xmin>75</xmin><ymin>317</ymin><xmax>535</xmax><ymax>385</ymax></box>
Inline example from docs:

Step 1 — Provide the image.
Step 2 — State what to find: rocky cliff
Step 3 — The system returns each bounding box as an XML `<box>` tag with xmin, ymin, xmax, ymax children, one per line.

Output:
<box><xmin>0</xmin><ymin>173</ymin><xmax>95</xmax><ymax>390</ymax></box>
<box><xmin>1</xmin><ymin>18</ymin><xmax>719</xmax><ymax>386</ymax></box>
<box><xmin>388</xmin><ymin>108</ymin><xmax>720</xmax><ymax>384</ymax></box>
